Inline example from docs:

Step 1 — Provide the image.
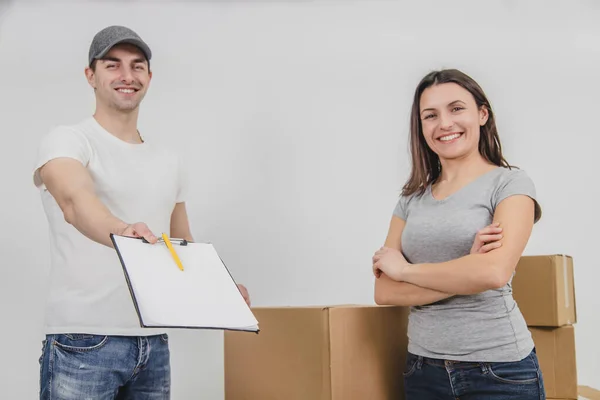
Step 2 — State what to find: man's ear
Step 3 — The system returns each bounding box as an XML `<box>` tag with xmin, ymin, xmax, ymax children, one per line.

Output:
<box><xmin>84</xmin><ymin>66</ymin><xmax>96</xmax><ymax>89</ymax></box>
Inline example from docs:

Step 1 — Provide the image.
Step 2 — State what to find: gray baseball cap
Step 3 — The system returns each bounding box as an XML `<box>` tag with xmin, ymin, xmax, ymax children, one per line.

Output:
<box><xmin>88</xmin><ymin>25</ymin><xmax>152</xmax><ymax>66</ymax></box>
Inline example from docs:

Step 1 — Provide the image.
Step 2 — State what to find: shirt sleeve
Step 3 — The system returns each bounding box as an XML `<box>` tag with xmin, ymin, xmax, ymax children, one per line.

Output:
<box><xmin>492</xmin><ymin>168</ymin><xmax>542</xmax><ymax>223</ymax></box>
<box><xmin>33</xmin><ymin>126</ymin><xmax>92</xmax><ymax>188</ymax></box>
<box><xmin>392</xmin><ymin>194</ymin><xmax>411</xmax><ymax>220</ymax></box>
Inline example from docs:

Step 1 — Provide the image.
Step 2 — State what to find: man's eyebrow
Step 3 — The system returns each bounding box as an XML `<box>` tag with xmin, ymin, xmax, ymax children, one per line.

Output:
<box><xmin>99</xmin><ymin>57</ymin><xmax>120</xmax><ymax>63</ymax></box>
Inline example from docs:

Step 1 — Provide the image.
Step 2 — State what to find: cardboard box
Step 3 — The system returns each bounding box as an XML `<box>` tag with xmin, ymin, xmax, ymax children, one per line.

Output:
<box><xmin>224</xmin><ymin>305</ymin><xmax>409</xmax><ymax>400</ymax></box>
<box><xmin>530</xmin><ymin>325</ymin><xmax>578</xmax><ymax>399</ymax></box>
<box><xmin>548</xmin><ymin>385</ymin><xmax>600</xmax><ymax>400</ymax></box>
<box><xmin>512</xmin><ymin>254</ymin><xmax>577</xmax><ymax>327</ymax></box>
<box><xmin>578</xmin><ymin>385</ymin><xmax>600</xmax><ymax>400</ymax></box>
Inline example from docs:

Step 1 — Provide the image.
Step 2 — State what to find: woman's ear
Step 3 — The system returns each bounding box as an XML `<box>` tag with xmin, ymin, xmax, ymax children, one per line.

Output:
<box><xmin>479</xmin><ymin>106</ymin><xmax>489</xmax><ymax>126</ymax></box>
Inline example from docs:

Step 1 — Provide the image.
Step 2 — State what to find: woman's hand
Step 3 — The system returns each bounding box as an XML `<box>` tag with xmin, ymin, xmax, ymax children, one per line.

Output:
<box><xmin>372</xmin><ymin>247</ymin><xmax>410</xmax><ymax>281</ymax></box>
<box><xmin>372</xmin><ymin>223</ymin><xmax>503</xmax><ymax>282</ymax></box>
<box><xmin>471</xmin><ymin>222</ymin><xmax>503</xmax><ymax>254</ymax></box>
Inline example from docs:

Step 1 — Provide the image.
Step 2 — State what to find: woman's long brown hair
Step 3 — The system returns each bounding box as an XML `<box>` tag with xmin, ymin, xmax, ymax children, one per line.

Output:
<box><xmin>402</xmin><ymin>69</ymin><xmax>513</xmax><ymax>197</ymax></box>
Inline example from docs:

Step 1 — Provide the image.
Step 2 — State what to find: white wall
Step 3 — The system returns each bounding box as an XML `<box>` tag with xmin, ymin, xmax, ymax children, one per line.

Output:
<box><xmin>1</xmin><ymin>0</ymin><xmax>598</xmax><ymax>398</ymax></box>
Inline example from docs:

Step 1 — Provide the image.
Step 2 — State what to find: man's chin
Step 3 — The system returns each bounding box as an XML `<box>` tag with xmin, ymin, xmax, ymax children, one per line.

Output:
<box><xmin>110</xmin><ymin>101</ymin><xmax>141</xmax><ymax>112</ymax></box>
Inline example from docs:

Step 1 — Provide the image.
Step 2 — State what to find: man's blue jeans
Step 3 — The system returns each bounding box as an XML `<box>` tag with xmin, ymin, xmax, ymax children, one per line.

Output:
<box><xmin>403</xmin><ymin>348</ymin><xmax>545</xmax><ymax>399</ymax></box>
<box><xmin>39</xmin><ymin>333</ymin><xmax>170</xmax><ymax>399</ymax></box>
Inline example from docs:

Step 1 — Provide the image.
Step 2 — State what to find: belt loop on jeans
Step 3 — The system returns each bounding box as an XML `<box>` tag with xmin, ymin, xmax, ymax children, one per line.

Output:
<box><xmin>479</xmin><ymin>362</ymin><xmax>488</xmax><ymax>373</ymax></box>
<box><xmin>416</xmin><ymin>356</ymin><xmax>424</xmax><ymax>370</ymax></box>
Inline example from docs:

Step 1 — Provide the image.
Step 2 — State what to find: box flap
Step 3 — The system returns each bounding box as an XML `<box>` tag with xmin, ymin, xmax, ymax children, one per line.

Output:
<box><xmin>328</xmin><ymin>306</ymin><xmax>409</xmax><ymax>400</ymax></box>
<box><xmin>554</xmin><ymin>255</ymin><xmax>577</xmax><ymax>325</ymax></box>
<box><xmin>513</xmin><ymin>254</ymin><xmax>576</xmax><ymax>326</ymax></box>
<box><xmin>225</xmin><ymin>307</ymin><xmax>333</xmax><ymax>400</ymax></box>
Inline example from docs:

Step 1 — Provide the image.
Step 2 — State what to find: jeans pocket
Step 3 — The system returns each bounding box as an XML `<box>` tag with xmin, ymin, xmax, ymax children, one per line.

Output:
<box><xmin>53</xmin><ymin>334</ymin><xmax>109</xmax><ymax>353</ymax></box>
<box><xmin>486</xmin><ymin>354</ymin><xmax>539</xmax><ymax>385</ymax></box>
<box><xmin>403</xmin><ymin>354</ymin><xmax>419</xmax><ymax>378</ymax></box>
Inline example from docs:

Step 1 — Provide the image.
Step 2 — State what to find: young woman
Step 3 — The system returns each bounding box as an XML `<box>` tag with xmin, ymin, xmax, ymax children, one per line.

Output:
<box><xmin>373</xmin><ymin>69</ymin><xmax>544</xmax><ymax>399</ymax></box>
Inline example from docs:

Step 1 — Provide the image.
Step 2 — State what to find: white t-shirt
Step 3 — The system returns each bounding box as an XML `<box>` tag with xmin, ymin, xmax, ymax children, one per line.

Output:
<box><xmin>33</xmin><ymin>117</ymin><xmax>188</xmax><ymax>336</ymax></box>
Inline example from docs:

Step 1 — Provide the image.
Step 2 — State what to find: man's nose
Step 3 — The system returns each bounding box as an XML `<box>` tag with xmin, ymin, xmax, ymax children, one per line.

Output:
<box><xmin>119</xmin><ymin>67</ymin><xmax>135</xmax><ymax>84</ymax></box>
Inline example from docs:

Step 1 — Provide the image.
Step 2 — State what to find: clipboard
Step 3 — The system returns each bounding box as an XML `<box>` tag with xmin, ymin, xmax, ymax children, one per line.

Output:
<box><xmin>110</xmin><ymin>233</ymin><xmax>259</xmax><ymax>333</ymax></box>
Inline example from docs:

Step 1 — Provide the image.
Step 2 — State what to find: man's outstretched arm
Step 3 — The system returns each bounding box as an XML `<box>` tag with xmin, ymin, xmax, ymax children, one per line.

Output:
<box><xmin>39</xmin><ymin>157</ymin><xmax>158</xmax><ymax>247</ymax></box>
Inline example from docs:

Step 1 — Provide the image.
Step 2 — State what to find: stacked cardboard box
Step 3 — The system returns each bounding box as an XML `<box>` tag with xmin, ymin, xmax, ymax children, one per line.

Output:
<box><xmin>512</xmin><ymin>254</ymin><xmax>579</xmax><ymax>399</ymax></box>
<box><xmin>224</xmin><ymin>305</ymin><xmax>410</xmax><ymax>399</ymax></box>
<box><xmin>224</xmin><ymin>254</ymin><xmax>592</xmax><ymax>399</ymax></box>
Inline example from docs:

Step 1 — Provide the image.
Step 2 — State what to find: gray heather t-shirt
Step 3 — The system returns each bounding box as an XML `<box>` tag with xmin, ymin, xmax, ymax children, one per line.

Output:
<box><xmin>393</xmin><ymin>166</ymin><xmax>541</xmax><ymax>362</ymax></box>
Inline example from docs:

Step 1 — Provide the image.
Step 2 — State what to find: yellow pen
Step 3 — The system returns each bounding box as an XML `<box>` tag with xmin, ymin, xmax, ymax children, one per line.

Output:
<box><xmin>162</xmin><ymin>233</ymin><xmax>184</xmax><ymax>271</ymax></box>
